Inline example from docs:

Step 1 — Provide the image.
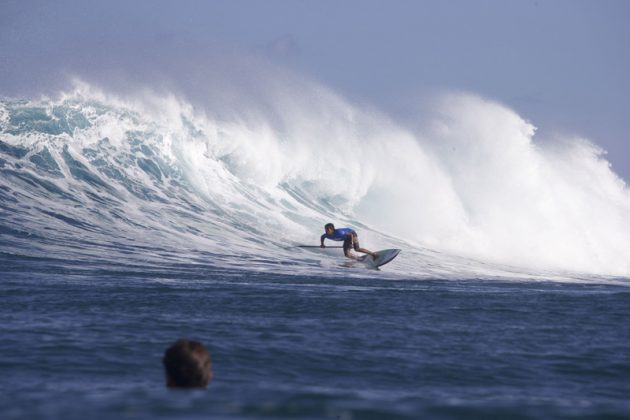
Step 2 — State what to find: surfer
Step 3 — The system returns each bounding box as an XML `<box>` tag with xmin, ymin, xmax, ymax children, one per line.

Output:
<box><xmin>320</xmin><ymin>223</ymin><xmax>377</xmax><ymax>260</ymax></box>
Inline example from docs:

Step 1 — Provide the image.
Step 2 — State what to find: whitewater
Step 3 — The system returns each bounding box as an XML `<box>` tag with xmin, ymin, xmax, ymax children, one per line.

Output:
<box><xmin>1</xmin><ymin>79</ymin><xmax>630</xmax><ymax>282</ymax></box>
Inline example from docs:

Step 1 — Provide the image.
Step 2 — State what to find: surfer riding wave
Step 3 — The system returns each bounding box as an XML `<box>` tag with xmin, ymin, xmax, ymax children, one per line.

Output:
<box><xmin>320</xmin><ymin>223</ymin><xmax>377</xmax><ymax>261</ymax></box>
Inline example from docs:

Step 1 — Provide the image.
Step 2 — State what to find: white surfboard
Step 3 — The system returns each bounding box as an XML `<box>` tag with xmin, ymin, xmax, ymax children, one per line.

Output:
<box><xmin>360</xmin><ymin>249</ymin><xmax>401</xmax><ymax>269</ymax></box>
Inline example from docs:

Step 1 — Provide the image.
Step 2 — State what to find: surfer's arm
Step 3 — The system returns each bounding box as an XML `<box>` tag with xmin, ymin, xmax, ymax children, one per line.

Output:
<box><xmin>320</xmin><ymin>234</ymin><xmax>327</xmax><ymax>248</ymax></box>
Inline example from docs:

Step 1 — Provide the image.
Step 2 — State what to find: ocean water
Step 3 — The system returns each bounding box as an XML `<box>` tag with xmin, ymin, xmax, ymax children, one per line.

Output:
<box><xmin>1</xmin><ymin>83</ymin><xmax>630</xmax><ymax>419</ymax></box>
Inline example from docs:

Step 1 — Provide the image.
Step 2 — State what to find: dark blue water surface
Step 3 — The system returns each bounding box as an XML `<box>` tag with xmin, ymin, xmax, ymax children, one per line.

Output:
<box><xmin>1</xmin><ymin>254</ymin><xmax>630</xmax><ymax>419</ymax></box>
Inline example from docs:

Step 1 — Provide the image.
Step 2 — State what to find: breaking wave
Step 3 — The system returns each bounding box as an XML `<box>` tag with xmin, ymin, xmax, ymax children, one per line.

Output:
<box><xmin>2</xmin><ymin>78</ymin><xmax>630</xmax><ymax>281</ymax></box>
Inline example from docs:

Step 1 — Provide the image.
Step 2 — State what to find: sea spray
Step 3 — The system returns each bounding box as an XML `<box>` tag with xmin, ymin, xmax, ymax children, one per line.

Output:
<box><xmin>406</xmin><ymin>94</ymin><xmax>630</xmax><ymax>274</ymax></box>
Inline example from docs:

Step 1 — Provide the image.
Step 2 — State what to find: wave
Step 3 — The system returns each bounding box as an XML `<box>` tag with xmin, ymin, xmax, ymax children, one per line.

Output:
<box><xmin>1</xmin><ymin>79</ymin><xmax>630</xmax><ymax>281</ymax></box>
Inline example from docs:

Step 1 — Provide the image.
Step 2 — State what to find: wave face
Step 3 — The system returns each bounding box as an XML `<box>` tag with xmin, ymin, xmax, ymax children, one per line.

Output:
<box><xmin>1</xmin><ymin>81</ymin><xmax>630</xmax><ymax>281</ymax></box>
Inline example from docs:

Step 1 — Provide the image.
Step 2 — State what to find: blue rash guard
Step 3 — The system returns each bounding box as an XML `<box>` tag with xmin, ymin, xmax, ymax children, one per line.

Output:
<box><xmin>321</xmin><ymin>228</ymin><xmax>355</xmax><ymax>242</ymax></box>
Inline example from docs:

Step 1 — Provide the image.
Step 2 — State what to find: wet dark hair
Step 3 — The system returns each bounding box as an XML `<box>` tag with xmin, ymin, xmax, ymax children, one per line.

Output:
<box><xmin>325</xmin><ymin>223</ymin><xmax>335</xmax><ymax>231</ymax></box>
<box><xmin>163</xmin><ymin>339</ymin><xmax>212</xmax><ymax>388</ymax></box>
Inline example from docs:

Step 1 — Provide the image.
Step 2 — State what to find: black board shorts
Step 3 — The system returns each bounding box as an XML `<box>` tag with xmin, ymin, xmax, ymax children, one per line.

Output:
<box><xmin>343</xmin><ymin>232</ymin><xmax>360</xmax><ymax>252</ymax></box>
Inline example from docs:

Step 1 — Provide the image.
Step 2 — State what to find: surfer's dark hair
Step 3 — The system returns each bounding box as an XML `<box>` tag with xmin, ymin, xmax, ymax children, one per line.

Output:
<box><xmin>325</xmin><ymin>223</ymin><xmax>335</xmax><ymax>231</ymax></box>
<box><xmin>163</xmin><ymin>339</ymin><xmax>212</xmax><ymax>388</ymax></box>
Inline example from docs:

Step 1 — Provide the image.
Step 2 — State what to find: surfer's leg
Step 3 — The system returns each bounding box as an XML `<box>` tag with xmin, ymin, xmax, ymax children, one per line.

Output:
<box><xmin>353</xmin><ymin>234</ymin><xmax>376</xmax><ymax>257</ymax></box>
<box><xmin>343</xmin><ymin>236</ymin><xmax>358</xmax><ymax>260</ymax></box>
<box><xmin>356</xmin><ymin>247</ymin><xmax>376</xmax><ymax>257</ymax></box>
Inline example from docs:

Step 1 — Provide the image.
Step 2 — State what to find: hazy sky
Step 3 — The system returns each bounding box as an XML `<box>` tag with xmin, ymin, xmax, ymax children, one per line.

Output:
<box><xmin>2</xmin><ymin>0</ymin><xmax>629</xmax><ymax>179</ymax></box>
